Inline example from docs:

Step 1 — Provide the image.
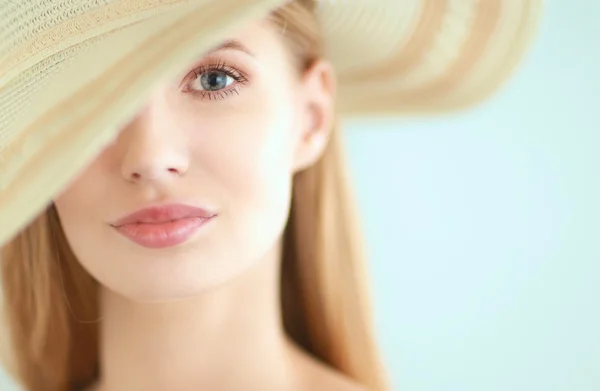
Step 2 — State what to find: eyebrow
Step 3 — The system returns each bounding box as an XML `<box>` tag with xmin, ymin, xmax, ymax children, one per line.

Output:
<box><xmin>206</xmin><ymin>39</ymin><xmax>255</xmax><ymax>57</ymax></box>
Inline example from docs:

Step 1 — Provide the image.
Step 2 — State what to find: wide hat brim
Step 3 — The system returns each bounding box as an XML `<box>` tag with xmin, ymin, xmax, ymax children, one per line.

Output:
<box><xmin>0</xmin><ymin>0</ymin><xmax>541</xmax><ymax>246</ymax></box>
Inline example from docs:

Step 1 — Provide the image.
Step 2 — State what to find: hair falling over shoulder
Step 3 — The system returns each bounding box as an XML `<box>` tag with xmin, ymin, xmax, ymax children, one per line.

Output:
<box><xmin>0</xmin><ymin>2</ymin><xmax>389</xmax><ymax>390</ymax></box>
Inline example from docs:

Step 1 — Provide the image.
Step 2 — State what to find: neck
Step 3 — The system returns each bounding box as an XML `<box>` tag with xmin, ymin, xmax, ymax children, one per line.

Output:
<box><xmin>94</xmin><ymin>242</ymin><xmax>298</xmax><ymax>391</ymax></box>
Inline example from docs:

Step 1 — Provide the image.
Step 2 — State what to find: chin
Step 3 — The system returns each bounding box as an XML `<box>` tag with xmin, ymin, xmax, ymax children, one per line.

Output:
<box><xmin>97</xmin><ymin>251</ymin><xmax>256</xmax><ymax>303</ymax></box>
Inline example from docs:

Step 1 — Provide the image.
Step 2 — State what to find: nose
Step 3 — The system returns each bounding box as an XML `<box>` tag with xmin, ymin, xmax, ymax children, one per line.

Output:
<box><xmin>119</xmin><ymin>103</ymin><xmax>190</xmax><ymax>184</ymax></box>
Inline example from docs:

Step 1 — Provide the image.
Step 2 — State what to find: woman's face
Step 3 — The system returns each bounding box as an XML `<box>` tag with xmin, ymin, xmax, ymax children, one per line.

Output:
<box><xmin>53</xmin><ymin>18</ymin><xmax>335</xmax><ymax>301</ymax></box>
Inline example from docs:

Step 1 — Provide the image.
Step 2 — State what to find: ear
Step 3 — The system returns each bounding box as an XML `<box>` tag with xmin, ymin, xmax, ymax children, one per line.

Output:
<box><xmin>292</xmin><ymin>59</ymin><xmax>336</xmax><ymax>173</ymax></box>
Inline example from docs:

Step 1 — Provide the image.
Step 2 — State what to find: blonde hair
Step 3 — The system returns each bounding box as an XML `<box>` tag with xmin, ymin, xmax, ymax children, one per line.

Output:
<box><xmin>0</xmin><ymin>1</ymin><xmax>389</xmax><ymax>390</ymax></box>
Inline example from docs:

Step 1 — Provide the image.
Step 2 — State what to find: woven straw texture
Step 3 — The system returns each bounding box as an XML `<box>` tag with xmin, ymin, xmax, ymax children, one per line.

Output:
<box><xmin>0</xmin><ymin>0</ymin><xmax>542</xmax><ymax>245</ymax></box>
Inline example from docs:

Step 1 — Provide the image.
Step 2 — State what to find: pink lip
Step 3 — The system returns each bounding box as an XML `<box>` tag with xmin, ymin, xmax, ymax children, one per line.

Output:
<box><xmin>111</xmin><ymin>203</ymin><xmax>217</xmax><ymax>249</ymax></box>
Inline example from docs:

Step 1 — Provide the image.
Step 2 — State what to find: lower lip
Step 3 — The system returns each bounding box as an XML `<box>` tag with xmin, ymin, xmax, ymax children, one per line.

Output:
<box><xmin>113</xmin><ymin>216</ymin><xmax>214</xmax><ymax>249</ymax></box>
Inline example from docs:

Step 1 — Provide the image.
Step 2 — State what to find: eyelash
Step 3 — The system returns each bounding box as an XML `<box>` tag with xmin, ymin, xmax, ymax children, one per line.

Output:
<box><xmin>185</xmin><ymin>60</ymin><xmax>249</xmax><ymax>101</ymax></box>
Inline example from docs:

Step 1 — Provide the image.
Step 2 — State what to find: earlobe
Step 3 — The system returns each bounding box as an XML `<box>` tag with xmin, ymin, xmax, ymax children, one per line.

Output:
<box><xmin>293</xmin><ymin>102</ymin><xmax>333</xmax><ymax>173</ymax></box>
<box><xmin>292</xmin><ymin>60</ymin><xmax>336</xmax><ymax>173</ymax></box>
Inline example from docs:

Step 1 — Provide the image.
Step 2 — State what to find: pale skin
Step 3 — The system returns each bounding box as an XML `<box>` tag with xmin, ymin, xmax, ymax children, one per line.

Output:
<box><xmin>55</xmin><ymin>18</ymin><xmax>365</xmax><ymax>391</ymax></box>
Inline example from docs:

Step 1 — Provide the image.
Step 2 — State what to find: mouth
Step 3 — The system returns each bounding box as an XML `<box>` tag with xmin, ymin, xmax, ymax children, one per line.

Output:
<box><xmin>111</xmin><ymin>203</ymin><xmax>217</xmax><ymax>249</ymax></box>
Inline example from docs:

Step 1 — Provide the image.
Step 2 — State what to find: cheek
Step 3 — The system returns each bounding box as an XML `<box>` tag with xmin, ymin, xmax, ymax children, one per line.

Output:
<box><xmin>52</xmin><ymin>150</ymin><xmax>115</xmax><ymax>252</ymax></box>
<box><xmin>185</xmin><ymin>90</ymin><xmax>300</xmax><ymax>257</ymax></box>
<box><xmin>191</xmin><ymin>93</ymin><xmax>299</xmax><ymax>211</ymax></box>
<box><xmin>54</xmin><ymin>145</ymin><xmax>114</xmax><ymax>212</ymax></box>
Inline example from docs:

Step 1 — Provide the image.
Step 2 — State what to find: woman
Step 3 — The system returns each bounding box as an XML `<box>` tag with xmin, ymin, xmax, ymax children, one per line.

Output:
<box><xmin>0</xmin><ymin>1</ymin><xmax>540</xmax><ymax>391</ymax></box>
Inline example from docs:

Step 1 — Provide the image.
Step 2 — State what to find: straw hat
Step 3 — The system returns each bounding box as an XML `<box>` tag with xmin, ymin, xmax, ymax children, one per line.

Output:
<box><xmin>0</xmin><ymin>0</ymin><xmax>541</xmax><ymax>246</ymax></box>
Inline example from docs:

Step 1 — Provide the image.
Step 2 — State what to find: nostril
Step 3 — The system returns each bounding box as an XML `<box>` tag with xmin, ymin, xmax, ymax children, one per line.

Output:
<box><xmin>124</xmin><ymin>166</ymin><xmax>184</xmax><ymax>182</ymax></box>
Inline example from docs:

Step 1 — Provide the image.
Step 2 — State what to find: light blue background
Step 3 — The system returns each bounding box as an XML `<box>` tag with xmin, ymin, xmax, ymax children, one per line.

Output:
<box><xmin>1</xmin><ymin>1</ymin><xmax>598</xmax><ymax>390</ymax></box>
<box><xmin>343</xmin><ymin>1</ymin><xmax>599</xmax><ymax>390</ymax></box>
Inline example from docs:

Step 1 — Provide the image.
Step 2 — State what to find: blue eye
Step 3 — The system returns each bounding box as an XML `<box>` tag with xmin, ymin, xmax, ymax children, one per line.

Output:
<box><xmin>198</xmin><ymin>71</ymin><xmax>234</xmax><ymax>92</ymax></box>
<box><xmin>185</xmin><ymin>61</ymin><xmax>249</xmax><ymax>101</ymax></box>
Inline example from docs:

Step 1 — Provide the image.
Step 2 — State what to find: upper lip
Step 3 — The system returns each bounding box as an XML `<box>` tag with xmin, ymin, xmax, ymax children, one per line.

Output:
<box><xmin>111</xmin><ymin>203</ymin><xmax>217</xmax><ymax>226</ymax></box>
